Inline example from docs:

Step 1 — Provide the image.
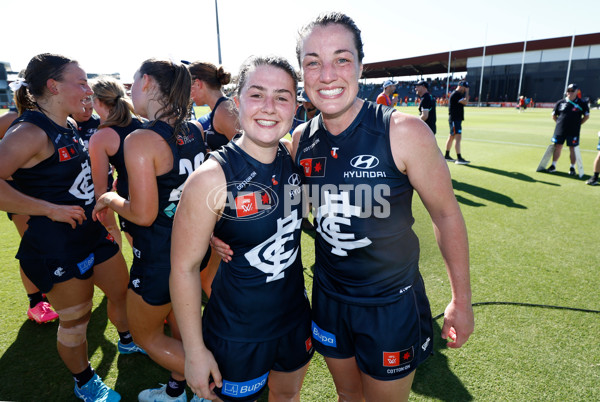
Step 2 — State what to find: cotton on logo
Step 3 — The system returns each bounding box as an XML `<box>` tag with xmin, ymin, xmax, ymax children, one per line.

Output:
<box><xmin>132</xmin><ymin>279</ymin><xmax>140</xmax><ymax>288</ymax></box>
<box><xmin>54</xmin><ymin>267</ymin><xmax>65</xmax><ymax>277</ymax></box>
<box><xmin>350</xmin><ymin>155</ymin><xmax>379</xmax><ymax>169</ymax></box>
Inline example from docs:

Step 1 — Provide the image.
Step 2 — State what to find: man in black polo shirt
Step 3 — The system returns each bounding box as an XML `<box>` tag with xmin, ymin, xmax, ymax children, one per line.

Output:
<box><xmin>415</xmin><ymin>80</ymin><xmax>436</xmax><ymax>134</ymax></box>
<box><xmin>547</xmin><ymin>83</ymin><xmax>590</xmax><ymax>174</ymax></box>
<box><xmin>445</xmin><ymin>80</ymin><xmax>470</xmax><ymax>164</ymax></box>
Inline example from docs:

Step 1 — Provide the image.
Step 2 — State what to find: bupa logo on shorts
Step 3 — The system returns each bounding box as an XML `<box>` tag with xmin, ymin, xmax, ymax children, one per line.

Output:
<box><xmin>312</xmin><ymin>321</ymin><xmax>337</xmax><ymax>347</ymax></box>
<box><xmin>54</xmin><ymin>267</ymin><xmax>65</xmax><ymax>277</ymax></box>
<box><xmin>350</xmin><ymin>155</ymin><xmax>379</xmax><ymax>169</ymax></box>
<box><xmin>299</xmin><ymin>157</ymin><xmax>326</xmax><ymax>177</ymax></box>
<box><xmin>222</xmin><ymin>372</ymin><xmax>269</xmax><ymax>398</ymax></box>
<box><xmin>77</xmin><ymin>253</ymin><xmax>95</xmax><ymax>275</ymax></box>
<box><xmin>383</xmin><ymin>347</ymin><xmax>414</xmax><ymax>367</ymax></box>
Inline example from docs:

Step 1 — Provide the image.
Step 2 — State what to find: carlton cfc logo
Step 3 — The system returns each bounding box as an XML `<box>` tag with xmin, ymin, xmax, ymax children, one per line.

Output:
<box><xmin>350</xmin><ymin>155</ymin><xmax>379</xmax><ymax>169</ymax></box>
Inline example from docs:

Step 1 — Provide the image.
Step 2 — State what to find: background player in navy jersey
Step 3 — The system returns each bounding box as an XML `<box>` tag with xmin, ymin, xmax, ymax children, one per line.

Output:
<box><xmin>171</xmin><ymin>55</ymin><xmax>312</xmax><ymax>402</ymax></box>
<box><xmin>188</xmin><ymin>61</ymin><xmax>239</xmax><ymax>151</ymax></box>
<box><xmin>187</xmin><ymin>61</ymin><xmax>240</xmax><ymax>298</ymax></box>
<box><xmin>89</xmin><ymin>76</ymin><xmax>145</xmax><ymax>251</ymax></box>
<box><xmin>93</xmin><ymin>59</ymin><xmax>209</xmax><ymax>402</ymax></box>
<box><xmin>72</xmin><ymin>95</ymin><xmax>100</xmax><ymax>148</ymax></box>
<box><xmin>0</xmin><ymin>53</ymin><xmax>132</xmax><ymax>401</ymax></box>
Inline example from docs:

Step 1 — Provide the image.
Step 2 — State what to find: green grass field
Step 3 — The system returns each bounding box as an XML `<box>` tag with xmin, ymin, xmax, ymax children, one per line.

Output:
<box><xmin>1</xmin><ymin>106</ymin><xmax>599</xmax><ymax>401</ymax></box>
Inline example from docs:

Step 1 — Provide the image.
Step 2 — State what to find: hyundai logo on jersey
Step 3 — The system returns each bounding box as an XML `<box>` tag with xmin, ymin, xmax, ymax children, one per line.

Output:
<box><xmin>350</xmin><ymin>155</ymin><xmax>379</xmax><ymax>169</ymax></box>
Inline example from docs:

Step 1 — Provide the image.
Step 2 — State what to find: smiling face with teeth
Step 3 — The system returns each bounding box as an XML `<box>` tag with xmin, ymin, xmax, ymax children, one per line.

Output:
<box><xmin>236</xmin><ymin>63</ymin><xmax>296</xmax><ymax>160</ymax></box>
<box><xmin>52</xmin><ymin>63</ymin><xmax>94</xmax><ymax>116</ymax></box>
<box><xmin>299</xmin><ymin>23</ymin><xmax>363</xmax><ymax>128</ymax></box>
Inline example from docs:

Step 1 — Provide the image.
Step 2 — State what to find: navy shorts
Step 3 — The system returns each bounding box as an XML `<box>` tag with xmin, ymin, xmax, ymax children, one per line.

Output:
<box><xmin>204</xmin><ymin>309</ymin><xmax>313</xmax><ymax>402</ymax></box>
<box><xmin>129</xmin><ymin>239</ymin><xmax>210</xmax><ymax>306</ymax></box>
<box><xmin>552</xmin><ymin>133</ymin><xmax>579</xmax><ymax>147</ymax></box>
<box><xmin>449</xmin><ymin>120</ymin><xmax>462</xmax><ymax>135</ymax></box>
<box><xmin>129</xmin><ymin>261</ymin><xmax>171</xmax><ymax>306</ymax></box>
<box><xmin>311</xmin><ymin>274</ymin><xmax>433</xmax><ymax>380</ymax></box>
<box><xmin>19</xmin><ymin>234</ymin><xmax>119</xmax><ymax>294</ymax></box>
<box><xmin>117</xmin><ymin>214</ymin><xmax>133</xmax><ymax>234</ymax></box>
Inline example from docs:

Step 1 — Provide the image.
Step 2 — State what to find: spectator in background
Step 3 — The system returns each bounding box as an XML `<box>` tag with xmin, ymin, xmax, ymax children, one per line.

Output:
<box><xmin>415</xmin><ymin>80</ymin><xmax>436</xmax><ymax>134</ymax></box>
<box><xmin>376</xmin><ymin>80</ymin><xmax>399</xmax><ymax>107</ymax></box>
<box><xmin>518</xmin><ymin>96</ymin><xmax>526</xmax><ymax>112</ymax></box>
<box><xmin>547</xmin><ymin>83</ymin><xmax>590</xmax><ymax>175</ymax></box>
<box><xmin>445</xmin><ymin>80</ymin><xmax>470</xmax><ymax>164</ymax></box>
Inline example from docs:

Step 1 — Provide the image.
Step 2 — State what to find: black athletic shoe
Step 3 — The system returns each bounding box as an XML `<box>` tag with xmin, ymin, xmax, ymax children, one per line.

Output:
<box><xmin>445</xmin><ymin>155</ymin><xmax>455</xmax><ymax>162</ymax></box>
<box><xmin>547</xmin><ymin>165</ymin><xmax>556</xmax><ymax>173</ymax></box>
<box><xmin>569</xmin><ymin>167</ymin><xmax>576</xmax><ymax>176</ymax></box>
<box><xmin>586</xmin><ymin>177</ymin><xmax>599</xmax><ymax>186</ymax></box>
<box><xmin>455</xmin><ymin>157</ymin><xmax>470</xmax><ymax>165</ymax></box>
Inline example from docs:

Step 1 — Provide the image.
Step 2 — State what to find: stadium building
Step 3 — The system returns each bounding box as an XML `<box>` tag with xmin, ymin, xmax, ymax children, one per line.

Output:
<box><xmin>362</xmin><ymin>32</ymin><xmax>600</xmax><ymax>105</ymax></box>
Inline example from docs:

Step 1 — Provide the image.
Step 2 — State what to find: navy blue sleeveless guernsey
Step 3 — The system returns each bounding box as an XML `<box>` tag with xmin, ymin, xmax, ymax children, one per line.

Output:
<box><xmin>10</xmin><ymin>110</ymin><xmax>105</xmax><ymax>260</ymax></box>
<box><xmin>129</xmin><ymin>121</ymin><xmax>208</xmax><ymax>268</ymax></box>
<box><xmin>75</xmin><ymin>114</ymin><xmax>101</xmax><ymax>148</ymax></box>
<box><xmin>295</xmin><ymin>101</ymin><xmax>420</xmax><ymax>306</ymax></box>
<box><xmin>204</xmin><ymin>139</ymin><xmax>310</xmax><ymax>341</ymax></box>
<box><xmin>107</xmin><ymin>118</ymin><xmax>144</xmax><ymax>199</ymax></box>
<box><xmin>204</xmin><ymin>97</ymin><xmax>231</xmax><ymax>151</ymax></box>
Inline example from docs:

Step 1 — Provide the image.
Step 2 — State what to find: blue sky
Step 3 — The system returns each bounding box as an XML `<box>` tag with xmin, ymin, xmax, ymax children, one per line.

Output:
<box><xmin>4</xmin><ymin>0</ymin><xmax>599</xmax><ymax>82</ymax></box>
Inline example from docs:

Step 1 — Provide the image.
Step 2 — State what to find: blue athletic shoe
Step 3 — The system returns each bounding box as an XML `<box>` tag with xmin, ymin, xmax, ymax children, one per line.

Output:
<box><xmin>74</xmin><ymin>373</ymin><xmax>121</xmax><ymax>401</ymax></box>
<box><xmin>118</xmin><ymin>340</ymin><xmax>147</xmax><ymax>355</ymax></box>
<box><xmin>138</xmin><ymin>384</ymin><xmax>187</xmax><ymax>402</ymax></box>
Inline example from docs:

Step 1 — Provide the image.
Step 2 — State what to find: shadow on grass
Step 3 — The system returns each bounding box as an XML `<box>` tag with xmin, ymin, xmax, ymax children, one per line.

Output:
<box><xmin>452</xmin><ymin>179</ymin><xmax>527</xmax><ymax>209</ymax></box>
<box><xmin>536</xmin><ymin>169</ymin><xmax>589</xmax><ymax>182</ymax></box>
<box><xmin>465</xmin><ymin>164</ymin><xmax>561</xmax><ymax>186</ymax></box>
<box><xmin>412</xmin><ymin>320</ymin><xmax>473</xmax><ymax>401</ymax></box>
<box><xmin>0</xmin><ymin>297</ymin><xmax>147</xmax><ymax>401</ymax></box>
